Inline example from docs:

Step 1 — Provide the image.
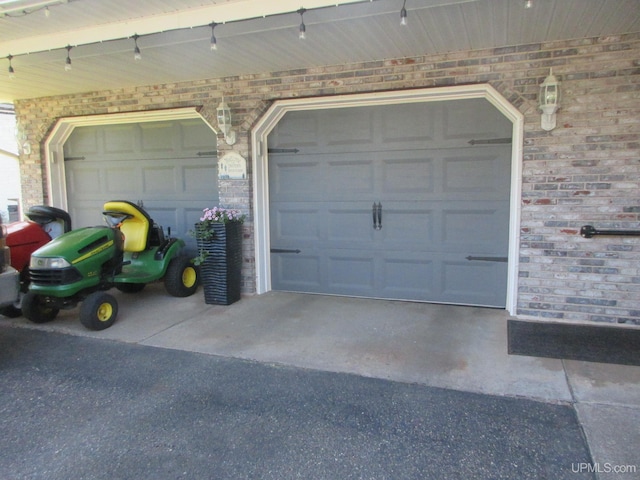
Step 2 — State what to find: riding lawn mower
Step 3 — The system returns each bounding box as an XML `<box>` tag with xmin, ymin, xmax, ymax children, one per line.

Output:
<box><xmin>23</xmin><ymin>200</ymin><xmax>199</xmax><ymax>330</ymax></box>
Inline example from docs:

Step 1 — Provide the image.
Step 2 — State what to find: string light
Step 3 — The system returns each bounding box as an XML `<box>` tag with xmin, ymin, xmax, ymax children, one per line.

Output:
<box><xmin>298</xmin><ymin>8</ymin><xmax>306</xmax><ymax>39</ymax></box>
<box><xmin>400</xmin><ymin>0</ymin><xmax>407</xmax><ymax>26</ymax></box>
<box><xmin>7</xmin><ymin>55</ymin><xmax>15</xmax><ymax>79</ymax></box>
<box><xmin>4</xmin><ymin>3</ymin><xmax>417</xmax><ymax>73</ymax></box>
<box><xmin>133</xmin><ymin>34</ymin><xmax>142</xmax><ymax>61</ymax></box>
<box><xmin>65</xmin><ymin>45</ymin><xmax>72</xmax><ymax>71</ymax></box>
<box><xmin>210</xmin><ymin>22</ymin><xmax>218</xmax><ymax>51</ymax></box>
<box><xmin>0</xmin><ymin>0</ymin><xmax>72</xmax><ymax>18</ymax></box>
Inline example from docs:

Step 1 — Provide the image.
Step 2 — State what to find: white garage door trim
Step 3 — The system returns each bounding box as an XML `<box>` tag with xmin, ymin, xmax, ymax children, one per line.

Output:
<box><xmin>252</xmin><ymin>85</ymin><xmax>524</xmax><ymax>315</ymax></box>
<box><xmin>43</xmin><ymin>107</ymin><xmax>218</xmax><ymax>210</ymax></box>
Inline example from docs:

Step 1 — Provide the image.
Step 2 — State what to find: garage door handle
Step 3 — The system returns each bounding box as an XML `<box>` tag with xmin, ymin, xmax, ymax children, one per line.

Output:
<box><xmin>372</xmin><ymin>202</ymin><xmax>382</xmax><ymax>230</ymax></box>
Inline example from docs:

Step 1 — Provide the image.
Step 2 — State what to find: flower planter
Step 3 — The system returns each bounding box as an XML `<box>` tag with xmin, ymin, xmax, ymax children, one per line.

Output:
<box><xmin>195</xmin><ymin>221</ymin><xmax>243</xmax><ymax>305</ymax></box>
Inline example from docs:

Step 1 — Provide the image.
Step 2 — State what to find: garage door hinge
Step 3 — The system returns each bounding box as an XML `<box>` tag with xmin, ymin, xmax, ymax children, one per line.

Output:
<box><xmin>271</xmin><ymin>248</ymin><xmax>301</xmax><ymax>254</ymax></box>
<box><xmin>268</xmin><ymin>148</ymin><xmax>300</xmax><ymax>154</ymax></box>
<box><xmin>467</xmin><ymin>138</ymin><xmax>511</xmax><ymax>145</ymax></box>
<box><xmin>466</xmin><ymin>256</ymin><xmax>508</xmax><ymax>262</ymax></box>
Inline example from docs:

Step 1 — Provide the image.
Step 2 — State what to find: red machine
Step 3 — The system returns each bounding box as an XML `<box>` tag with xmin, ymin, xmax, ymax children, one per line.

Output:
<box><xmin>0</xmin><ymin>206</ymin><xmax>71</xmax><ymax>317</ymax></box>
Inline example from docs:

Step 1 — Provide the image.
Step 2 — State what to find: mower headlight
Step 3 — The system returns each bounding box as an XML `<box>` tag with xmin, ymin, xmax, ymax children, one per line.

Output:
<box><xmin>30</xmin><ymin>256</ymin><xmax>71</xmax><ymax>269</ymax></box>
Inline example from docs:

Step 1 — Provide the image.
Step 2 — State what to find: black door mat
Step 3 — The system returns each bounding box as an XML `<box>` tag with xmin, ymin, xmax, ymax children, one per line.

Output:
<box><xmin>508</xmin><ymin>320</ymin><xmax>640</xmax><ymax>366</ymax></box>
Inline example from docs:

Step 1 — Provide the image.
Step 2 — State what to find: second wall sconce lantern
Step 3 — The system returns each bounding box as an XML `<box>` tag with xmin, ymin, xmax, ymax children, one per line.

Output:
<box><xmin>539</xmin><ymin>69</ymin><xmax>561</xmax><ymax>131</ymax></box>
<box><xmin>216</xmin><ymin>97</ymin><xmax>237</xmax><ymax>145</ymax></box>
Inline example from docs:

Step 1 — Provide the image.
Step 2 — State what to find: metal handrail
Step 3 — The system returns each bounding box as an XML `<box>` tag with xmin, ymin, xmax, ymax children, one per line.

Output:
<box><xmin>580</xmin><ymin>225</ymin><xmax>640</xmax><ymax>238</ymax></box>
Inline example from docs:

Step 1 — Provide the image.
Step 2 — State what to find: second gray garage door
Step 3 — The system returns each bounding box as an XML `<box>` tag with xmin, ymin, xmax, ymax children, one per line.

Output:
<box><xmin>268</xmin><ymin>99</ymin><xmax>512</xmax><ymax>307</ymax></box>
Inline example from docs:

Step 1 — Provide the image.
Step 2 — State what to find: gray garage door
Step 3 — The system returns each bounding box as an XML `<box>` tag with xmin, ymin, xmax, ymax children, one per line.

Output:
<box><xmin>64</xmin><ymin>119</ymin><xmax>218</xmax><ymax>254</ymax></box>
<box><xmin>268</xmin><ymin>99</ymin><xmax>512</xmax><ymax>307</ymax></box>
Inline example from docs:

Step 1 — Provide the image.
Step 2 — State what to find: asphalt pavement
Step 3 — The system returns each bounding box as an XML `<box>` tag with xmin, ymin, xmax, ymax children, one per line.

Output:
<box><xmin>0</xmin><ymin>325</ymin><xmax>595</xmax><ymax>480</ymax></box>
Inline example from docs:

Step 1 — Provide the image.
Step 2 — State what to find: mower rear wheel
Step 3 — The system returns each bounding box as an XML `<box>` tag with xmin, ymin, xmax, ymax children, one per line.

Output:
<box><xmin>165</xmin><ymin>256</ymin><xmax>199</xmax><ymax>297</ymax></box>
<box><xmin>22</xmin><ymin>291</ymin><xmax>59</xmax><ymax>323</ymax></box>
<box><xmin>80</xmin><ymin>292</ymin><xmax>118</xmax><ymax>331</ymax></box>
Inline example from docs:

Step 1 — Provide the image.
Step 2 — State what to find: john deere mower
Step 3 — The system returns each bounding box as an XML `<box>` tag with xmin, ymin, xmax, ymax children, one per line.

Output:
<box><xmin>23</xmin><ymin>200</ymin><xmax>199</xmax><ymax>330</ymax></box>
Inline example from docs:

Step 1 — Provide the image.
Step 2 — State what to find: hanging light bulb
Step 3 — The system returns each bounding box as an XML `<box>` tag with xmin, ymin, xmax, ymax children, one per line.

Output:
<box><xmin>133</xmin><ymin>34</ymin><xmax>142</xmax><ymax>61</ymax></box>
<box><xmin>400</xmin><ymin>0</ymin><xmax>408</xmax><ymax>26</ymax></box>
<box><xmin>65</xmin><ymin>45</ymin><xmax>72</xmax><ymax>71</ymax></box>
<box><xmin>210</xmin><ymin>22</ymin><xmax>218</xmax><ymax>51</ymax></box>
<box><xmin>7</xmin><ymin>55</ymin><xmax>15</xmax><ymax>79</ymax></box>
<box><xmin>298</xmin><ymin>8</ymin><xmax>307</xmax><ymax>39</ymax></box>
<box><xmin>524</xmin><ymin>0</ymin><xmax>533</xmax><ymax>8</ymax></box>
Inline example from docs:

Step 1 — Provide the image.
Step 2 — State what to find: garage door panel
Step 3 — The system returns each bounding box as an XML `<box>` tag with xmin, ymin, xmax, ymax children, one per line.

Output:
<box><xmin>272</xmin><ymin>206</ymin><xmax>321</xmax><ymax>243</ymax></box>
<box><xmin>380</xmin><ymin>207</ymin><xmax>435</xmax><ymax>249</ymax></box>
<box><xmin>381</xmin><ymin>103</ymin><xmax>438</xmax><ymax>144</ymax></box>
<box><xmin>140</xmin><ymin>123</ymin><xmax>175</xmax><ymax>153</ymax></box>
<box><xmin>69</xmin><ymin>205</ymin><xmax>103</xmax><ymax>229</ymax></box>
<box><xmin>103</xmin><ymin>125</ymin><xmax>136</xmax><ymax>154</ymax></box>
<box><xmin>142</xmin><ymin>166</ymin><xmax>176</xmax><ymax>193</ymax></box>
<box><xmin>184</xmin><ymin>164</ymin><xmax>218</xmax><ymax>192</ymax></box>
<box><xmin>382</xmin><ymin>157</ymin><xmax>434</xmax><ymax>194</ymax></box>
<box><xmin>328</xmin><ymin>159</ymin><xmax>375</xmax><ymax>194</ymax></box>
<box><xmin>441</xmin><ymin>259</ymin><xmax>507</xmax><ymax>306</ymax></box>
<box><xmin>104</xmin><ymin>166</ymin><xmax>138</xmax><ymax>194</ymax></box>
<box><xmin>272</xmin><ymin>253</ymin><xmax>322</xmax><ymax>290</ymax></box>
<box><xmin>270</xmin><ymin>159</ymin><xmax>323</xmax><ymax>198</ymax></box>
<box><xmin>65</xmin><ymin>128</ymin><xmax>99</xmax><ymax>156</ymax></box>
<box><xmin>443</xmin><ymin>99</ymin><xmax>511</xmax><ymax>141</ymax></box>
<box><xmin>66</xmin><ymin>164</ymin><xmax>103</xmax><ymax>195</ymax></box>
<box><xmin>180</xmin><ymin>120</ymin><xmax>217</xmax><ymax>150</ymax></box>
<box><xmin>328</xmin><ymin>253</ymin><xmax>375</xmax><ymax>292</ymax></box>
<box><xmin>324</xmin><ymin>109</ymin><xmax>374</xmax><ymax>146</ymax></box>
<box><xmin>381</xmin><ymin>257</ymin><xmax>434</xmax><ymax>300</ymax></box>
<box><xmin>327</xmin><ymin>206</ymin><xmax>374</xmax><ymax>244</ymax></box>
<box><xmin>441</xmin><ymin>206</ymin><xmax>508</xmax><ymax>251</ymax></box>
<box><xmin>442</xmin><ymin>153</ymin><xmax>511</xmax><ymax>195</ymax></box>
<box><xmin>271</xmin><ymin>112</ymin><xmax>321</xmax><ymax>150</ymax></box>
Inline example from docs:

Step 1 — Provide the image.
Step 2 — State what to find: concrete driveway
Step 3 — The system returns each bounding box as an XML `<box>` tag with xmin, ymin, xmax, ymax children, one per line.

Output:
<box><xmin>1</xmin><ymin>283</ymin><xmax>639</xmax><ymax>478</ymax></box>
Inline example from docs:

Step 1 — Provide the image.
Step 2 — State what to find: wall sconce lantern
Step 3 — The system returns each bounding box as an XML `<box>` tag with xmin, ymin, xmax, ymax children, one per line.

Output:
<box><xmin>539</xmin><ymin>69</ymin><xmax>561</xmax><ymax>131</ymax></box>
<box><xmin>216</xmin><ymin>97</ymin><xmax>236</xmax><ymax>145</ymax></box>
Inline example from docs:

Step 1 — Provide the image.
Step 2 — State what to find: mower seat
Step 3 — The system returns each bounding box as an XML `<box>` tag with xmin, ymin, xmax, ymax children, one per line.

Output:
<box><xmin>103</xmin><ymin>201</ymin><xmax>152</xmax><ymax>253</ymax></box>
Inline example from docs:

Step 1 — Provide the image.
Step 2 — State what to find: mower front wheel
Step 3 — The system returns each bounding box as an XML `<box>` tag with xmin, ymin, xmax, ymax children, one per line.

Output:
<box><xmin>165</xmin><ymin>256</ymin><xmax>199</xmax><ymax>297</ymax></box>
<box><xmin>80</xmin><ymin>292</ymin><xmax>118</xmax><ymax>331</ymax></box>
<box><xmin>22</xmin><ymin>291</ymin><xmax>59</xmax><ymax>324</ymax></box>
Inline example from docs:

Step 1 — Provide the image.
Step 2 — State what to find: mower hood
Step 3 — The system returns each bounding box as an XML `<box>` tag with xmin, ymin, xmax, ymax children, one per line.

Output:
<box><xmin>31</xmin><ymin>226</ymin><xmax>115</xmax><ymax>266</ymax></box>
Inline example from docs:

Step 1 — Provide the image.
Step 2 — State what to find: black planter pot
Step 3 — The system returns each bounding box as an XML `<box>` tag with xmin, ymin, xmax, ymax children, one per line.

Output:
<box><xmin>195</xmin><ymin>221</ymin><xmax>243</xmax><ymax>305</ymax></box>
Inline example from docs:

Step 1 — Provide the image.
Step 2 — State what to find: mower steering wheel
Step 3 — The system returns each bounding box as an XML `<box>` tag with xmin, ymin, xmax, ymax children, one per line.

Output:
<box><xmin>103</xmin><ymin>211</ymin><xmax>133</xmax><ymax>228</ymax></box>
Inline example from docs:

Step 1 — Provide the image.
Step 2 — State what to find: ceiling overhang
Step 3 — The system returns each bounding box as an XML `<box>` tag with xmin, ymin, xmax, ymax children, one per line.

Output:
<box><xmin>1</xmin><ymin>0</ymin><xmax>375</xmax><ymax>57</ymax></box>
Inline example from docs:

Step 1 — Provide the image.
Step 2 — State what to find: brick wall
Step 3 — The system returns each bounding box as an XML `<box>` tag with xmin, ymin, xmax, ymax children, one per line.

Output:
<box><xmin>14</xmin><ymin>33</ymin><xmax>640</xmax><ymax>324</ymax></box>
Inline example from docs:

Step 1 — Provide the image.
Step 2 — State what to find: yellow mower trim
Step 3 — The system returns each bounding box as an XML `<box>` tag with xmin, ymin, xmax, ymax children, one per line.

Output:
<box><xmin>72</xmin><ymin>240</ymin><xmax>114</xmax><ymax>264</ymax></box>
